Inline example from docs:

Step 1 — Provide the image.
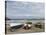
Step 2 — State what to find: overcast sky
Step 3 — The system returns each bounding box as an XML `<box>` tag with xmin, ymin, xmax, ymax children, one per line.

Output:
<box><xmin>6</xmin><ymin>1</ymin><xmax>45</xmax><ymax>19</ymax></box>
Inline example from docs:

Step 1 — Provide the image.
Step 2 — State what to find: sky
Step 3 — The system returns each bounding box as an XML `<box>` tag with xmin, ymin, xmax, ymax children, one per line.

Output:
<box><xmin>6</xmin><ymin>1</ymin><xmax>45</xmax><ymax>19</ymax></box>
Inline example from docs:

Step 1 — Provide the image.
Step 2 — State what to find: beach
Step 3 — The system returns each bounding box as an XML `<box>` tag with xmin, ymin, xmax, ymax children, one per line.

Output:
<box><xmin>6</xmin><ymin>20</ymin><xmax>45</xmax><ymax>34</ymax></box>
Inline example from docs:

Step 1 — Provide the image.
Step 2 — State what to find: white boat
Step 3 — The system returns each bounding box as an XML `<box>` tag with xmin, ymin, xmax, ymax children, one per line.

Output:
<box><xmin>10</xmin><ymin>23</ymin><xmax>23</xmax><ymax>27</ymax></box>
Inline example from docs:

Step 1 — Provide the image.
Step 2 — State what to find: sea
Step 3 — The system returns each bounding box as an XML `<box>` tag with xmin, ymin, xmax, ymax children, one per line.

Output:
<box><xmin>6</xmin><ymin>19</ymin><xmax>45</xmax><ymax>24</ymax></box>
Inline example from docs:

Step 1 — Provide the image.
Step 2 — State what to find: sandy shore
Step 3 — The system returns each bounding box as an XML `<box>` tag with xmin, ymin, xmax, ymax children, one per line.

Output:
<box><xmin>6</xmin><ymin>23</ymin><xmax>44</xmax><ymax>34</ymax></box>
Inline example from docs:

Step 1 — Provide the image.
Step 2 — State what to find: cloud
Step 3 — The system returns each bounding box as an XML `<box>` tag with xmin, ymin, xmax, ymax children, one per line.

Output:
<box><xmin>6</xmin><ymin>1</ymin><xmax>45</xmax><ymax>19</ymax></box>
